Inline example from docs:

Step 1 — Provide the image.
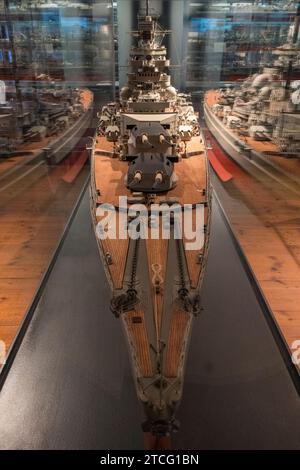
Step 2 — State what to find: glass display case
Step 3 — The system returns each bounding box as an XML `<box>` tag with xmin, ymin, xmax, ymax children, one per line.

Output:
<box><xmin>0</xmin><ymin>0</ymin><xmax>299</xmax><ymax>395</ymax></box>
<box><xmin>186</xmin><ymin>0</ymin><xmax>299</xmax><ymax>87</ymax></box>
<box><xmin>0</xmin><ymin>0</ymin><xmax>115</xmax><ymax>355</ymax></box>
<box><xmin>0</xmin><ymin>0</ymin><xmax>299</xmax><ymax>452</ymax></box>
<box><xmin>117</xmin><ymin>1</ymin><xmax>299</xmax><ymax>88</ymax></box>
<box><xmin>0</xmin><ymin>0</ymin><xmax>116</xmax><ymax>82</ymax></box>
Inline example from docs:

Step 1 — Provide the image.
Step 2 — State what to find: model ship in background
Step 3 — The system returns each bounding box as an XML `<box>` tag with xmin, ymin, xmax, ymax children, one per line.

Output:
<box><xmin>0</xmin><ymin>74</ymin><xmax>92</xmax><ymax>159</ymax></box>
<box><xmin>90</xmin><ymin>1</ymin><xmax>210</xmax><ymax>438</ymax></box>
<box><xmin>0</xmin><ymin>74</ymin><xmax>93</xmax><ymax>191</ymax></box>
<box><xmin>205</xmin><ymin>13</ymin><xmax>300</xmax><ymax>188</ymax></box>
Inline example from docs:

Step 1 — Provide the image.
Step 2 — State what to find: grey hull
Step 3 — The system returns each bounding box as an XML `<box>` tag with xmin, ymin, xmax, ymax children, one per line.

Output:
<box><xmin>46</xmin><ymin>106</ymin><xmax>93</xmax><ymax>165</ymax></box>
<box><xmin>0</xmin><ymin>106</ymin><xmax>93</xmax><ymax>192</ymax></box>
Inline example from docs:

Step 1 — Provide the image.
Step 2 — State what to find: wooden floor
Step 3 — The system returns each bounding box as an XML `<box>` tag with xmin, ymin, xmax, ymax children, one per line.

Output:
<box><xmin>0</xmin><ymin>154</ymin><xmax>36</xmax><ymax>178</ymax></box>
<box><xmin>0</xmin><ymin>152</ymin><xmax>89</xmax><ymax>360</ymax></box>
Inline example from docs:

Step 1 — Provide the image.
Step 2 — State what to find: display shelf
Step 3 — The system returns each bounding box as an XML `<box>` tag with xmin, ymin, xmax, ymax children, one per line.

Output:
<box><xmin>0</xmin><ymin>1</ymin><xmax>115</xmax><ymax>83</ymax></box>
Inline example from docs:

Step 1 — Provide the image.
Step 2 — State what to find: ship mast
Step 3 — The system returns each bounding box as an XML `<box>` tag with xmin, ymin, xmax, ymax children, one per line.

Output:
<box><xmin>146</xmin><ymin>0</ymin><xmax>149</xmax><ymax>16</ymax></box>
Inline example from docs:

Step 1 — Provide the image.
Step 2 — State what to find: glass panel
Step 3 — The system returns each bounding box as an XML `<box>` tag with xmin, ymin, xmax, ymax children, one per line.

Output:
<box><xmin>190</xmin><ymin>0</ymin><xmax>300</xmax><ymax>366</ymax></box>
<box><xmin>116</xmin><ymin>0</ymin><xmax>300</xmax><ymax>367</ymax></box>
<box><xmin>0</xmin><ymin>0</ymin><xmax>115</xmax><ymax>356</ymax></box>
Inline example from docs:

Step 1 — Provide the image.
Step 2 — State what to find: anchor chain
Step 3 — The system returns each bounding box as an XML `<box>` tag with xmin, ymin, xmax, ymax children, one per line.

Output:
<box><xmin>130</xmin><ymin>236</ymin><xmax>140</xmax><ymax>290</ymax></box>
<box><xmin>110</xmin><ymin>237</ymin><xmax>140</xmax><ymax>318</ymax></box>
<box><xmin>176</xmin><ymin>239</ymin><xmax>202</xmax><ymax>316</ymax></box>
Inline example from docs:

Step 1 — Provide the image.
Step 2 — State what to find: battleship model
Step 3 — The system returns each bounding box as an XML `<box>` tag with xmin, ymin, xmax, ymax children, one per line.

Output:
<box><xmin>229</xmin><ymin>1</ymin><xmax>298</xmax><ymax>13</ymax></box>
<box><xmin>90</xmin><ymin>1</ymin><xmax>210</xmax><ymax>437</ymax></box>
<box><xmin>205</xmin><ymin>17</ymin><xmax>300</xmax><ymax>186</ymax></box>
<box><xmin>0</xmin><ymin>75</ymin><xmax>93</xmax><ymax>163</ymax></box>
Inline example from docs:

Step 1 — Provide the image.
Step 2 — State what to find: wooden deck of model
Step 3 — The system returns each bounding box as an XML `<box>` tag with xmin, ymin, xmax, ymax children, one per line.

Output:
<box><xmin>93</xmin><ymin>136</ymin><xmax>209</xmax><ymax>379</ymax></box>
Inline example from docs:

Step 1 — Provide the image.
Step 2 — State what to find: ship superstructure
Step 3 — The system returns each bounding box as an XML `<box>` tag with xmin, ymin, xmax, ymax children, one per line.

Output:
<box><xmin>91</xmin><ymin>1</ymin><xmax>210</xmax><ymax>437</ymax></box>
<box><xmin>0</xmin><ymin>76</ymin><xmax>81</xmax><ymax>153</ymax></box>
<box><xmin>0</xmin><ymin>75</ymin><xmax>92</xmax><ymax>159</ymax></box>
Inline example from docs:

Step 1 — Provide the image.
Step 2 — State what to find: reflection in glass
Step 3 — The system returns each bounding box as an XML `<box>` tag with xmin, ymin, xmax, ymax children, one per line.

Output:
<box><xmin>0</xmin><ymin>0</ymin><xmax>115</xmax><ymax>352</ymax></box>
